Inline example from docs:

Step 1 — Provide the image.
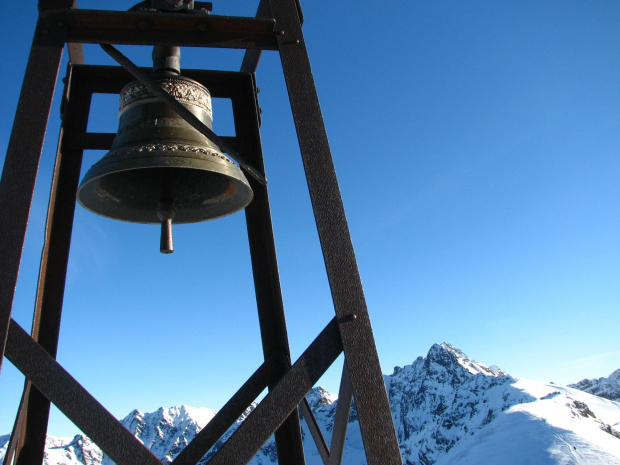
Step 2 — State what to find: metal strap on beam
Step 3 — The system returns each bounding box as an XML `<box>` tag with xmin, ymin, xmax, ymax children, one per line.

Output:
<box><xmin>39</xmin><ymin>0</ymin><xmax>85</xmax><ymax>63</ymax></box>
<box><xmin>240</xmin><ymin>0</ymin><xmax>273</xmax><ymax>73</ymax></box>
<box><xmin>207</xmin><ymin>318</ymin><xmax>343</xmax><ymax>465</ymax></box>
<box><xmin>67</xmin><ymin>0</ymin><xmax>85</xmax><ymax>64</ymax></box>
<box><xmin>5</xmin><ymin>319</ymin><xmax>163</xmax><ymax>465</ymax></box>
<box><xmin>68</xmin><ymin>42</ymin><xmax>85</xmax><ymax>64</ymax></box>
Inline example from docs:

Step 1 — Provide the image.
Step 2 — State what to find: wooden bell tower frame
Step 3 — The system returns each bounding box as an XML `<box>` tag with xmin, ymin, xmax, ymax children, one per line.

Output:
<box><xmin>0</xmin><ymin>1</ymin><xmax>402</xmax><ymax>464</ymax></box>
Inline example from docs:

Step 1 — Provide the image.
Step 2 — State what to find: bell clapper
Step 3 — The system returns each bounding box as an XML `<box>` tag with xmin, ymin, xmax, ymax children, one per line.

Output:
<box><xmin>157</xmin><ymin>198</ymin><xmax>177</xmax><ymax>254</ymax></box>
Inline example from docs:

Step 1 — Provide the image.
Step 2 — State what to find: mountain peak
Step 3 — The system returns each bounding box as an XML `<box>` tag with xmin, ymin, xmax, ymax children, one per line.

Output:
<box><xmin>386</xmin><ymin>343</ymin><xmax>528</xmax><ymax>465</ymax></box>
<box><xmin>160</xmin><ymin>405</ymin><xmax>217</xmax><ymax>428</ymax></box>
<box><xmin>306</xmin><ymin>386</ymin><xmax>337</xmax><ymax>410</ymax></box>
<box><xmin>426</xmin><ymin>342</ymin><xmax>508</xmax><ymax>378</ymax></box>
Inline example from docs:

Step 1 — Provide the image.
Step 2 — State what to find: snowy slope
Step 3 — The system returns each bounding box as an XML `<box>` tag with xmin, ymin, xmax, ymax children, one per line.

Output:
<box><xmin>300</xmin><ymin>343</ymin><xmax>620</xmax><ymax>465</ymax></box>
<box><xmin>385</xmin><ymin>343</ymin><xmax>534</xmax><ymax>464</ymax></box>
<box><xmin>2</xmin><ymin>343</ymin><xmax>619</xmax><ymax>465</ymax></box>
<box><xmin>435</xmin><ymin>380</ymin><xmax>620</xmax><ymax>465</ymax></box>
<box><xmin>569</xmin><ymin>369</ymin><xmax>620</xmax><ymax>402</ymax></box>
<box><xmin>43</xmin><ymin>436</ymin><xmax>103</xmax><ymax>465</ymax></box>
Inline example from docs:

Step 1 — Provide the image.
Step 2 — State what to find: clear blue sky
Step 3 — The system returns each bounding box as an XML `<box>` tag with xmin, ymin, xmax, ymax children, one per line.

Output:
<box><xmin>1</xmin><ymin>1</ymin><xmax>619</xmax><ymax>438</ymax></box>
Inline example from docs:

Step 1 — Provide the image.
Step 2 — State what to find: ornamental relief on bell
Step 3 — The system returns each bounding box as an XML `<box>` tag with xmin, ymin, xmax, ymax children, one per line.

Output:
<box><xmin>119</xmin><ymin>78</ymin><xmax>213</xmax><ymax>117</ymax></box>
<box><xmin>104</xmin><ymin>143</ymin><xmax>233</xmax><ymax>164</ymax></box>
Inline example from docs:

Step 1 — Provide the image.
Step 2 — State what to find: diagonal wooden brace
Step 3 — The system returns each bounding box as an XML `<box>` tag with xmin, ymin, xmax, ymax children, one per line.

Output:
<box><xmin>171</xmin><ymin>351</ymin><xmax>286</xmax><ymax>465</ymax></box>
<box><xmin>327</xmin><ymin>364</ymin><xmax>353</xmax><ymax>465</ymax></box>
<box><xmin>299</xmin><ymin>362</ymin><xmax>354</xmax><ymax>465</ymax></box>
<box><xmin>207</xmin><ymin>318</ymin><xmax>343</xmax><ymax>465</ymax></box>
<box><xmin>5</xmin><ymin>319</ymin><xmax>163</xmax><ymax>465</ymax></box>
<box><xmin>299</xmin><ymin>398</ymin><xmax>329</xmax><ymax>463</ymax></box>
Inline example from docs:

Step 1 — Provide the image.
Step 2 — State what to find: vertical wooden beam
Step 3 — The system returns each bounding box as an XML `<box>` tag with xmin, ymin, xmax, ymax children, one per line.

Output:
<box><xmin>237</xmin><ymin>74</ymin><xmax>306</xmax><ymax>465</ymax></box>
<box><xmin>268</xmin><ymin>0</ymin><xmax>402</xmax><ymax>462</ymax></box>
<box><xmin>0</xmin><ymin>3</ymin><xmax>68</xmax><ymax>373</ymax></box>
<box><xmin>9</xmin><ymin>63</ymin><xmax>90</xmax><ymax>465</ymax></box>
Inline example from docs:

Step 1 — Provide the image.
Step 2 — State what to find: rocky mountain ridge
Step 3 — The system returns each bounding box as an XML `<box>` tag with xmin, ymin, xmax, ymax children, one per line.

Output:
<box><xmin>1</xmin><ymin>343</ymin><xmax>619</xmax><ymax>465</ymax></box>
<box><xmin>569</xmin><ymin>368</ymin><xmax>620</xmax><ymax>402</ymax></box>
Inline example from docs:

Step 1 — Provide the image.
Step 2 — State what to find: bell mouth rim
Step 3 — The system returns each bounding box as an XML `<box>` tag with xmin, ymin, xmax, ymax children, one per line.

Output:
<box><xmin>76</xmin><ymin>191</ymin><xmax>252</xmax><ymax>225</ymax></box>
<box><xmin>77</xmin><ymin>162</ymin><xmax>254</xmax><ymax>225</ymax></box>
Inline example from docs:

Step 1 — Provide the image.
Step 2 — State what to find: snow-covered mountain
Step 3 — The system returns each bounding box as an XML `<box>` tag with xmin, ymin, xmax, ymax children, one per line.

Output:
<box><xmin>2</xmin><ymin>343</ymin><xmax>619</xmax><ymax>465</ymax></box>
<box><xmin>569</xmin><ymin>369</ymin><xmax>620</xmax><ymax>402</ymax></box>
<box><xmin>101</xmin><ymin>405</ymin><xmax>216</xmax><ymax>464</ymax></box>
<box><xmin>0</xmin><ymin>434</ymin><xmax>102</xmax><ymax>465</ymax></box>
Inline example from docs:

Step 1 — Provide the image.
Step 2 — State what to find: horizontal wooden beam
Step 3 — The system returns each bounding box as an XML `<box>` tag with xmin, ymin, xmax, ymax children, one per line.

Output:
<box><xmin>41</xmin><ymin>9</ymin><xmax>278</xmax><ymax>49</ymax></box>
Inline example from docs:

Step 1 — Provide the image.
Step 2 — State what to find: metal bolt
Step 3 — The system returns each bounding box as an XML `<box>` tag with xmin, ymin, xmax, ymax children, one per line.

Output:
<box><xmin>340</xmin><ymin>313</ymin><xmax>358</xmax><ymax>323</ymax></box>
<box><xmin>279</xmin><ymin>29</ymin><xmax>285</xmax><ymax>35</ymax></box>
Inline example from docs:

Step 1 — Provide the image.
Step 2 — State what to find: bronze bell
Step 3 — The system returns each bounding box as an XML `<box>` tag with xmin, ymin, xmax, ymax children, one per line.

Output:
<box><xmin>77</xmin><ymin>46</ymin><xmax>253</xmax><ymax>253</ymax></box>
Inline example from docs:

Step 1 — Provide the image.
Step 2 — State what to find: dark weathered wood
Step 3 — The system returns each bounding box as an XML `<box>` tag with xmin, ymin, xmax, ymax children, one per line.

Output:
<box><xmin>5</xmin><ymin>382</ymin><xmax>31</xmax><ymax>465</ymax></box>
<box><xmin>207</xmin><ymin>319</ymin><xmax>343</xmax><ymax>465</ymax></box>
<box><xmin>0</xmin><ymin>4</ymin><xmax>67</xmax><ymax>375</ymax></box>
<box><xmin>172</xmin><ymin>353</ymin><xmax>284</xmax><ymax>465</ymax></box>
<box><xmin>10</xmin><ymin>62</ymin><xmax>91</xmax><ymax>465</ymax></box>
<box><xmin>2</xmin><ymin>6</ymin><xmax>73</xmax><ymax>459</ymax></box>
<box><xmin>327</xmin><ymin>364</ymin><xmax>353</xmax><ymax>465</ymax></box>
<box><xmin>61</xmin><ymin>9</ymin><xmax>277</xmax><ymax>49</ymax></box>
<box><xmin>2</xmin><ymin>2</ymin><xmax>399</xmax><ymax>463</ymax></box>
<box><xmin>300</xmin><ymin>398</ymin><xmax>329</xmax><ymax>464</ymax></box>
<box><xmin>5</xmin><ymin>319</ymin><xmax>163</xmax><ymax>465</ymax></box>
<box><xmin>236</xmin><ymin>71</ymin><xmax>305</xmax><ymax>465</ymax></box>
<box><xmin>268</xmin><ymin>0</ymin><xmax>402</xmax><ymax>462</ymax></box>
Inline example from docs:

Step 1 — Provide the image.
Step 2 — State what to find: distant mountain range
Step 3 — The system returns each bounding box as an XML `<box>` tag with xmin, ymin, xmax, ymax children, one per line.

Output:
<box><xmin>1</xmin><ymin>343</ymin><xmax>619</xmax><ymax>464</ymax></box>
<box><xmin>569</xmin><ymin>369</ymin><xmax>620</xmax><ymax>402</ymax></box>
